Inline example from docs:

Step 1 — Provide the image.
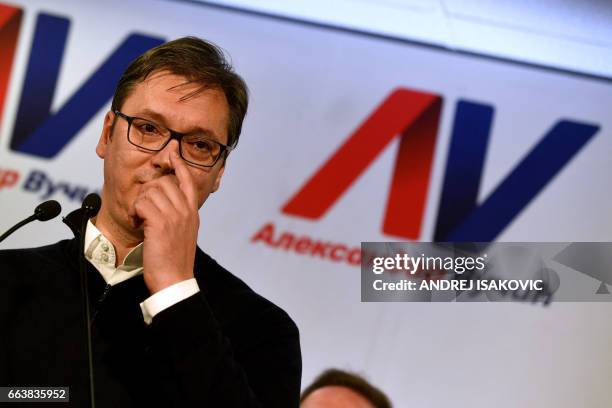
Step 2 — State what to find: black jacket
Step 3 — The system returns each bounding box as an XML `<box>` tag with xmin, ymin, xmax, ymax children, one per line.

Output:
<box><xmin>0</xmin><ymin>211</ymin><xmax>301</xmax><ymax>407</ymax></box>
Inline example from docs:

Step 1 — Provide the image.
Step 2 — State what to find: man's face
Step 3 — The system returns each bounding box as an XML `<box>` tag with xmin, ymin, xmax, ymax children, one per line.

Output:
<box><xmin>96</xmin><ymin>70</ymin><xmax>229</xmax><ymax>238</ymax></box>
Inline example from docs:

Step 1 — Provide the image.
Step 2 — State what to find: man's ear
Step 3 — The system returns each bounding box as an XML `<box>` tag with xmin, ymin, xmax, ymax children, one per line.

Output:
<box><xmin>211</xmin><ymin>164</ymin><xmax>225</xmax><ymax>193</ymax></box>
<box><xmin>96</xmin><ymin>111</ymin><xmax>115</xmax><ymax>159</ymax></box>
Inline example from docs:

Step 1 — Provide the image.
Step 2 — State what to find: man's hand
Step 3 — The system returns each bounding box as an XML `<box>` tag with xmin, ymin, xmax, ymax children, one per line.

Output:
<box><xmin>134</xmin><ymin>151</ymin><xmax>200</xmax><ymax>294</ymax></box>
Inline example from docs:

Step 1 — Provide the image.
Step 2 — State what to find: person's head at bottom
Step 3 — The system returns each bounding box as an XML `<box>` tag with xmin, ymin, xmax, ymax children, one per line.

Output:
<box><xmin>300</xmin><ymin>368</ymin><xmax>392</xmax><ymax>408</ymax></box>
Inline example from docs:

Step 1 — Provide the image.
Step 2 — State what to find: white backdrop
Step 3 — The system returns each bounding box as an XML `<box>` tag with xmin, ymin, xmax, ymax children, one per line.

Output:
<box><xmin>0</xmin><ymin>1</ymin><xmax>611</xmax><ymax>406</ymax></box>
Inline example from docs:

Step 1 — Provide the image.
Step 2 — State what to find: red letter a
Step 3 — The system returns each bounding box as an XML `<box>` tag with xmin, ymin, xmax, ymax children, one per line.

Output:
<box><xmin>282</xmin><ymin>88</ymin><xmax>442</xmax><ymax>239</ymax></box>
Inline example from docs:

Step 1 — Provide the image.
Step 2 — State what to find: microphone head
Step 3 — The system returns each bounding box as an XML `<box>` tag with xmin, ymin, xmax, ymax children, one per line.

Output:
<box><xmin>82</xmin><ymin>193</ymin><xmax>101</xmax><ymax>217</ymax></box>
<box><xmin>34</xmin><ymin>200</ymin><xmax>62</xmax><ymax>221</ymax></box>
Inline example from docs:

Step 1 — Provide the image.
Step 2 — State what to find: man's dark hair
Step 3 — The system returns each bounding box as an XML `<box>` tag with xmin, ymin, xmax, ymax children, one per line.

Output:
<box><xmin>111</xmin><ymin>36</ymin><xmax>248</xmax><ymax>149</ymax></box>
<box><xmin>301</xmin><ymin>368</ymin><xmax>392</xmax><ymax>408</ymax></box>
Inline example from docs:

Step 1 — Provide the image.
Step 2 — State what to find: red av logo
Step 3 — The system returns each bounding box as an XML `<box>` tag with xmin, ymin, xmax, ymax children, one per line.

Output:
<box><xmin>281</xmin><ymin>88</ymin><xmax>598</xmax><ymax>241</ymax></box>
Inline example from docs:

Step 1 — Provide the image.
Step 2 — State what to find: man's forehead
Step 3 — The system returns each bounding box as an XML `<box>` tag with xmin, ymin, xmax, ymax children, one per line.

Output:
<box><xmin>129</xmin><ymin>72</ymin><xmax>225</xmax><ymax>102</ymax></box>
<box><xmin>122</xmin><ymin>71</ymin><xmax>230</xmax><ymax>142</ymax></box>
<box><xmin>139</xmin><ymin>71</ymin><xmax>209</xmax><ymax>99</ymax></box>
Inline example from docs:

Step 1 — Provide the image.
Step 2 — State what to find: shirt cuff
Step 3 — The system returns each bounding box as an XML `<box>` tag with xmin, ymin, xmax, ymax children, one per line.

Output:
<box><xmin>139</xmin><ymin>278</ymin><xmax>200</xmax><ymax>325</ymax></box>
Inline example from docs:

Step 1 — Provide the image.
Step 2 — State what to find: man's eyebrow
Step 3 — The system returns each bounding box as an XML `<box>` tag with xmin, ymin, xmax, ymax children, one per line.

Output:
<box><xmin>136</xmin><ymin>108</ymin><xmax>221</xmax><ymax>141</ymax></box>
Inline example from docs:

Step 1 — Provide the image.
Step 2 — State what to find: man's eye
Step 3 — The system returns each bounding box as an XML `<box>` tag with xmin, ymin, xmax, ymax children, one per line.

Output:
<box><xmin>141</xmin><ymin>123</ymin><xmax>159</xmax><ymax>134</ymax></box>
<box><xmin>193</xmin><ymin>140</ymin><xmax>213</xmax><ymax>151</ymax></box>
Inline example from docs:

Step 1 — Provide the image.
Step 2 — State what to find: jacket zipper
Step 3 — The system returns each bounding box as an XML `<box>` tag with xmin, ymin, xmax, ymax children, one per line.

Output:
<box><xmin>90</xmin><ymin>283</ymin><xmax>112</xmax><ymax>325</ymax></box>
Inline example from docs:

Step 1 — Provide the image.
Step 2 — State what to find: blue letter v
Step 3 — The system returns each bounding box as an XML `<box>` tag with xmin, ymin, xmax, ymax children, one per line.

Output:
<box><xmin>10</xmin><ymin>13</ymin><xmax>164</xmax><ymax>158</ymax></box>
<box><xmin>434</xmin><ymin>100</ymin><xmax>599</xmax><ymax>241</ymax></box>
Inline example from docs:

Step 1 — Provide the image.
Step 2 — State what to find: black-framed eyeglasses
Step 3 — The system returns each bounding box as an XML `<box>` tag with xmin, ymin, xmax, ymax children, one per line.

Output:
<box><xmin>113</xmin><ymin>110</ymin><xmax>232</xmax><ymax>168</ymax></box>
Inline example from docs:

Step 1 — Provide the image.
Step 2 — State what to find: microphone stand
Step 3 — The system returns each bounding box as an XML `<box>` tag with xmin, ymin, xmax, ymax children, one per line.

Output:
<box><xmin>79</xmin><ymin>215</ymin><xmax>96</xmax><ymax>408</ymax></box>
<box><xmin>64</xmin><ymin>194</ymin><xmax>100</xmax><ymax>408</ymax></box>
<box><xmin>0</xmin><ymin>200</ymin><xmax>61</xmax><ymax>243</ymax></box>
<box><xmin>0</xmin><ymin>216</ymin><xmax>37</xmax><ymax>243</ymax></box>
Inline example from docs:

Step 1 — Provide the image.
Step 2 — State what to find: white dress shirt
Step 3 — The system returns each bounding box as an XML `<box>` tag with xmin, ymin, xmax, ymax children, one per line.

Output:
<box><xmin>84</xmin><ymin>220</ymin><xmax>200</xmax><ymax>324</ymax></box>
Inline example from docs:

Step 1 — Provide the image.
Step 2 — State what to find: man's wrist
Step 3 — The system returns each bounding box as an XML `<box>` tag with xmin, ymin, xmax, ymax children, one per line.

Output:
<box><xmin>140</xmin><ymin>278</ymin><xmax>200</xmax><ymax>324</ymax></box>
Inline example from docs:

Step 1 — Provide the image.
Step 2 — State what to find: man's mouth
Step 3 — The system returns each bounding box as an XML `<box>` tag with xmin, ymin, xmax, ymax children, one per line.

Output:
<box><xmin>131</xmin><ymin>215</ymin><xmax>144</xmax><ymax>228</ymax></box>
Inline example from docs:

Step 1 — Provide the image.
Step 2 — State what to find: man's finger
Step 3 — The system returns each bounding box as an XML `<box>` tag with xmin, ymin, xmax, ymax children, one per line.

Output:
<box><xmin>134</xmin><ymin>190</ymin><xmax>161</xmax><ymax>225</ymax></box>
<box><xmin>147</xmin><ymin>177</ymin><xmax>185</xmax><ymax>213</ymax></box>
<box><xmin>170</xmin><ymin>151</ymin><xmax>198</xmax><ymax>209</ymax></box>
<box><xmin>142</xmin><ymin>184</ymin><xmax>176</xmax><ymax>214</ymax></box>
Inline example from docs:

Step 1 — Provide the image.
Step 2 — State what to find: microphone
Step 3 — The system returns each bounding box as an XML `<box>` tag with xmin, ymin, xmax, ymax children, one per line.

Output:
<box><xmin>61</xmin><ymin>193</ymin><xmax>101</xmax><ymax>238</ymax></box>
<box><xmin>82</xmin><ymin>193</ymin><xmax>101</xmax><ymax>218</ymax></box>
<box><xmin>35</xmin><ymin>200</ymin><xmax>62</xmax><ymax>221</ymax></box>
<box><xmin>56</xmin><ymin>193</ymin><xmax>102</xmax><ymax>407</ymax></box>
<box><xmin>0</xmin><ymin>200</ymin><xmax>62</xmax><ymax>243</ymax></box>
<box><xmin>77</xmin><ymin>193</ymin><xmax>101</xmax><ymax>408</ymax></box>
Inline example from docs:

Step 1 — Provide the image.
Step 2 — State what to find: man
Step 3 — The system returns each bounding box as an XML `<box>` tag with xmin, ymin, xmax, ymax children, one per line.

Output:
<box><xmin>301</xmin><ymin>369</ymin><xmax>392</xmax><ymax>408</ymax></box>
<box><xmin>0</xmin><ymin>37</ymin><xmax>301</xmax><ymax>407</ymax></box>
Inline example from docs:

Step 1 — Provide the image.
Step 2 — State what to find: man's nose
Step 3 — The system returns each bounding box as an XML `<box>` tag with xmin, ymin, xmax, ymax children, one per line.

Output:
<box><xmin>151</xmin><ymin>139</ymin><xmax>180</xmax><ymax>173</ymax></box>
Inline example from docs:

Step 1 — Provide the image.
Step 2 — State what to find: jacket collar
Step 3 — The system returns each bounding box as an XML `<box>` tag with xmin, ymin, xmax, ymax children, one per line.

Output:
<box><xmin>63</xmin><ymin>207</ymin><xmax>88</xmax><ymax>239</ymax></box>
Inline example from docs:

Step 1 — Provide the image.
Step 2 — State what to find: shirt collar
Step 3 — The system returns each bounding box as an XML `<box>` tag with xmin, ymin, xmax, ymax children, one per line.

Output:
<box><xmin>84</xmin><ymin>218</ymin><xmax>102</xmax><ymax>259</ymax></box>
<box><xmin>84</xmin><ymin>219</ymin><xmax>144</xmax><ymax>285</ymax></box>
